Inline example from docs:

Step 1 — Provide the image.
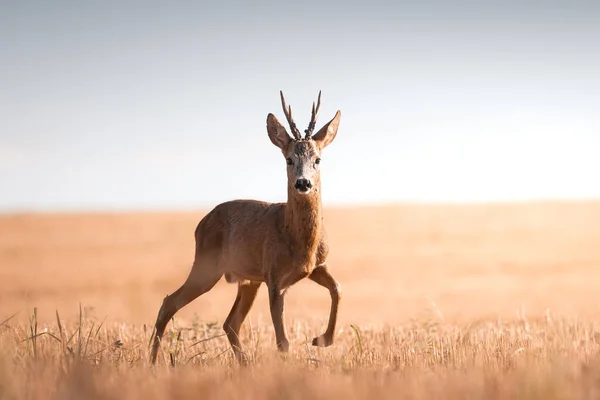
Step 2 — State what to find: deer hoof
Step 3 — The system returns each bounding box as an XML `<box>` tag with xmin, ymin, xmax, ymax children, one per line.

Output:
<box><xmin>276</xmin><ymin>339</ymin><xmax>290</xmax><ymax>352</ymax></box>
<box><xmin>311</xmin><ymin>335</ymin><xmax>333</xmax><ymax>347</ymax></box>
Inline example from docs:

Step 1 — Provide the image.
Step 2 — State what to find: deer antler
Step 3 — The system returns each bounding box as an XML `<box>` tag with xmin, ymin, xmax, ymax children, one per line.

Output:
<box><xmin>304</xmin><ymin>90</ymin><xmax>322</xmax><ymax>139</ymax></box>
<box><xmin>280</xmin><ymin>91</ymin><xmax>302</xmax><ymax>140</ymax></box>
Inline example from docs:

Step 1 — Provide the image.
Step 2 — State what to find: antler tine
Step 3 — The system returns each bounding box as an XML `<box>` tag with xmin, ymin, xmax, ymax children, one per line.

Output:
<box><xmin>304</xmin><ymin>90</ymin><xmax>322</xmax><ymax>138</ymax></box>
<box><xmin>280</xmin><ymin>90</ymin><xmax>302</xmax><ymax>140</ymax></box>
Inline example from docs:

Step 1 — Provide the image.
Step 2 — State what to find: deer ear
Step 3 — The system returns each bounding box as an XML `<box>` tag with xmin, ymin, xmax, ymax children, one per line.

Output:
<box><xmin>312</xmin><ymin>110</ymin><xmax>341</xmax><ymax>149</ymax></box>
<box><xmin>267</xmin><ymin>113</ymin><xmax>291</xmax><ymax>151</ymax></box>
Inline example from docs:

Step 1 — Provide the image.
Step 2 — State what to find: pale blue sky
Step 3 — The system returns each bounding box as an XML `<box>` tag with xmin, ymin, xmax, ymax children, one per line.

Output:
<box><xmin>1</xmin><ymin>0</ymin><xmax>599</xmax><ymax>212</ymax></box>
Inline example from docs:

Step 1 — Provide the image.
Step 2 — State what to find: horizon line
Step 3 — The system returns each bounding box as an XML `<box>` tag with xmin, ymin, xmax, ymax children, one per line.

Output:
<box><xmin>2</xmin><ymin>197</ymin><xmax>599</xmax><ymax>216</ymax></box>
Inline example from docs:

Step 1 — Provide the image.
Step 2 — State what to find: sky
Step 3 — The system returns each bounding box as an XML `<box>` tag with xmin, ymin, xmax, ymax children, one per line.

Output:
<box><xmin>1</xmin><ymin>0</ymin><xmax>599</xmax><ymax>212</ymax></box>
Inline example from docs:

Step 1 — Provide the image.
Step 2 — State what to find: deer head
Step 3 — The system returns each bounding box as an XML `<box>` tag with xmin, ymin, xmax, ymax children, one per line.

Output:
<box><xmin>266</xmin><ymin>91</ymin><xmax>341</xmax><ymax>195</ymax></box>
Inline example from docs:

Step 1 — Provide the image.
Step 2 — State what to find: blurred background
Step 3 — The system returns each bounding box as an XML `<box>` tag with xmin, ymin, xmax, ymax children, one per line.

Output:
<box><xmin>1</xmin><ymin>0</ymin><xmax>599</xmax><ymax>213</ymax></box>
<box><xmin>1</xmin><ymin>1</ymin><xmax>599</xmax><ymax>327</ymax></box>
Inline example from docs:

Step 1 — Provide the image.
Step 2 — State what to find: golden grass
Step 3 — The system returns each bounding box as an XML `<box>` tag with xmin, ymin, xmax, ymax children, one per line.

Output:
<box><xmin>2</xmin><ymin>202</ymin><xmax>600</xmax><ymax>399</ymax></box>
<box><xmin>3</xmin><ymin>310</ymin><xmax>600</xmax><ymax>399</ymax></box>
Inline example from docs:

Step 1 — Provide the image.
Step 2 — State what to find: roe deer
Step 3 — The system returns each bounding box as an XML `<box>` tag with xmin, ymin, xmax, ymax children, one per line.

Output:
<box><xmin>149</xmin><ymin>91</ymin><xmax>342</xmax><ymax>364</ymax></box>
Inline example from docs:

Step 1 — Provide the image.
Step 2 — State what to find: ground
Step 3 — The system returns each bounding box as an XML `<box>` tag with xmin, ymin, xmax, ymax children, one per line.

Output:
<box><xmin>1</xmin><ymin>202</ymin><xmax>600</xmax><ymax>399</ymax></box>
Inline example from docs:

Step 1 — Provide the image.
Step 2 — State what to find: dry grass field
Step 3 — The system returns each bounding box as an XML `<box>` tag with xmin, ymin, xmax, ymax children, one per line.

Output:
<box><xmin>1</xmin><ymin>202</ymin><xmax>600</xmax><ymax>399</ymax></box>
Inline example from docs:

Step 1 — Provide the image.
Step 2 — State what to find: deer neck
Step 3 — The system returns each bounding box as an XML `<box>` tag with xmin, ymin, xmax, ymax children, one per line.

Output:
<box><xmin>285</xmin><ymin>185</ymin><xmax>322</xmax><ymax>256</ymax></box>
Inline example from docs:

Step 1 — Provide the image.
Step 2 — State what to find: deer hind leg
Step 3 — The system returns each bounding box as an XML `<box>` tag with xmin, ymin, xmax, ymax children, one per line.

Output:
<box><xmin>308</xmin><ymin>264</ymin><xmax>342</xmax><ymax>347</ymax></box>
<box><xmin>149</xmin><ymin>253</ymin><xmax>222</xmax><ymax>365</ymax></box>
<box><xmin>223</xmin><ymin>280</ymin><xmax>261</xmax><ymax>364</ymax></box>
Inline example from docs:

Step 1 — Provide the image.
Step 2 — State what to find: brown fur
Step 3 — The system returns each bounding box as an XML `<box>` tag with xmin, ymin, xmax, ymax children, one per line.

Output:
<box><xmin>150</xmin><ymin>93</ymin><xmax>342</xmax><ymax>364</ymax></box>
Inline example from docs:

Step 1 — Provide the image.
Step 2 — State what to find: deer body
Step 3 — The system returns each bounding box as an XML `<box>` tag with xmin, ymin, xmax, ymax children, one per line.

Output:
<box><xmin>150</xmin><ymin>91</ymin><xmax>341</xmax><ymax>364</ymax></box>
<box><xmin>196</xmin><ymin>197</ymin><xmax>327</xmax><ymax>284</ymax></box>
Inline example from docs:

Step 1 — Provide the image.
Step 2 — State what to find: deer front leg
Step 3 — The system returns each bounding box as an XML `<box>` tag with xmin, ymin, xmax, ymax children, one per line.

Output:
<box><xmin>267</xmin><ymin>282</ymin><xmax>290</xmax><ymax>352</ymax></box>
<box><xmin>309</xmin><ymin>264</ymin><xmax>342</xmax><ymax>347</ymax></box>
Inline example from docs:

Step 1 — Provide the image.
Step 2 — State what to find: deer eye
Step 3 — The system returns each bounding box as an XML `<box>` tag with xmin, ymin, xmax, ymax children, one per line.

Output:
<box><xmin>315</xmin><ymin>158</ymin><xmax>321</xmax><ymax>165</ymax></box>
<box><xmin>286</xmin><ymin>158</ymin><xmax>293</xmax><ymax>166</ymax></box>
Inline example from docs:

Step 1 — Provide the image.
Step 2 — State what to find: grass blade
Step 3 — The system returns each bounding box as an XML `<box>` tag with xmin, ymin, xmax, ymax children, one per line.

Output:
<box><xmin>83</xmin><ymin>322</ymin><xmax>95</xmax><ymax>358</ymax></box>
<box><xmin>77</xmin><ymin>302</ymin><xmax>82</xmax><ymax>358</ymax></box>
<box><xmin>350</xmin><ymin>324</ymin><xmax>363</xmax><ymax>357</ymax></box>
<box><xmin>29</xmin><ymin>307</ymin><xmax>38</xmax><ymax>359</ymax></box>
<box><xmin>93</xmin><ymin>316</ymin><xmax>106</xmax><ymax>341</ymax></box>
<box><xmin>56</xmin><ymin>310</ymin><xmax>68</xmax><ymax>355</ymax></box>
<box><xmin>0</xmin><ymin>312</ymin><xmax>19</xmax><ymax>329</ymax></box>
<box><xmin>188</xmin><ymin>332</ymin><xmax>227</xmax><ymax>348</ymax></box>
<box><xmin>185</xmin><ymin>350</ymin><xmax>207</xmax><ymax>365</ymax></box>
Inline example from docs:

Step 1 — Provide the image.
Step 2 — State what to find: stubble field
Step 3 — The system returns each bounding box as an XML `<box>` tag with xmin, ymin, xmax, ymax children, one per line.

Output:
<box><xmin>1</xmin><ymin>202</ymin><xmax>600</xmax><ymax>399</ymax></box>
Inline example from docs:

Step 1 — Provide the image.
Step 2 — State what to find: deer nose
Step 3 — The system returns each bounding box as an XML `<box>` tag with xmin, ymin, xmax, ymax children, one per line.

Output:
<box><xmin>295</xmin><ymin>178</ymin><xmax>312</xmax><ymax>192</ymax></box>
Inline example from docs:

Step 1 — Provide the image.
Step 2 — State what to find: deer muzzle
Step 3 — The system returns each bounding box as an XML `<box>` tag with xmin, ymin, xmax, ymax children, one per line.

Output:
<box><xmin>294</xmin><ymin>178</ymin><xmax>313</xmax><ymax>193</ymax></box>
